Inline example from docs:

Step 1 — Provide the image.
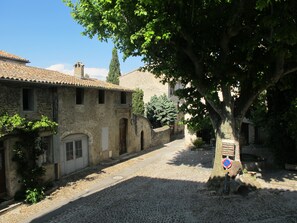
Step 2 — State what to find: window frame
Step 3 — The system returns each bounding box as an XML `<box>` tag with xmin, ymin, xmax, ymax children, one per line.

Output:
<box><xmin>98</xmin><ymin>89</ymin><xmax>105</xmax><ymax>104</ymax></box>
<box><xmin>120</xmin><ymin>92</ymin><xmax>127</xmax><ymax>104</ymax></box>
<box><xmin>22</xmin><ymin>88</ymin><xmax>35</xmax><ymax>111</ymax></box>
<box><xmin>76</xmin><ymin>88</ymin><xmax>84</xmax><ymax>105</ymax></box>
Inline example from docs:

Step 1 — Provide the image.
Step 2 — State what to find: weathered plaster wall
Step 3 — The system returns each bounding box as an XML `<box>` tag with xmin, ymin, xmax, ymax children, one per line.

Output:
<box><xmin>151</xmin><ymin>126</ymin><xmax>171</xmax><ymax>147</ymax></box>
<box><xmin>120</xmin><ymin>70</ymin><xmax>169</xmax><ymax>103</ymax></box>
<box><xmin>3</xmin><ymin>137</ymin><xmax>21</xmax><ymax>197</ymax></box>
<box><xmin>57</xmin><ymin>87</ymin><xmax>134</xmax><ymax>167</ymax></box>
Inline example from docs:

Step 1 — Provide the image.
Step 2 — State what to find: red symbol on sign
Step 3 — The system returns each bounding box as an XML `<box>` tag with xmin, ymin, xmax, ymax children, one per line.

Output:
<box><xmin>222</xmin><ymin>158</ymin><xmax>232</xmax><ymax>169</ymax></box>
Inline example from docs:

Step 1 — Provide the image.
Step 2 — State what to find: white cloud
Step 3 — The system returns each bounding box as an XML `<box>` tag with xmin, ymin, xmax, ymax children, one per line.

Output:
<box><xmin>46</xmin><ymin>64</ymin><xmax>108</xmax><ymax>81</ymax></box>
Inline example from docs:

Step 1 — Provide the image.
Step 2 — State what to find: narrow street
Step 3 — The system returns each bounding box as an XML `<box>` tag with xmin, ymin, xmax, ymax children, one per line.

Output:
<box><xmin>1</xmin><ymin>139</ymin><xmax>297</xmax><ymax>223</ymax></box>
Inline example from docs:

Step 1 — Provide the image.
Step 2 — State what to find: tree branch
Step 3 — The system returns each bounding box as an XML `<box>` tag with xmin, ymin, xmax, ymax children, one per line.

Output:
<box><xmin>235</xmin><ymin>52</ymin><xmax>285</xmax><ymax>119</ymax></box>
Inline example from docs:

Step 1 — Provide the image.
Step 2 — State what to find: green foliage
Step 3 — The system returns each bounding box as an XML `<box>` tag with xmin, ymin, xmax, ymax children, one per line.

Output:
<box><xmin>192</xmin><ymin>138</ymin><xmax>205</xmax><ymax>149</ymax></box>
<box><xmin>25</xmin><ymin>187</ymin><xmax>45</xmax><ymax>204</ymax></box>
<box><xmin>251</xmin><ymin>76</ymin><xmax>297</xmax><ymax>166</ymax></box>
<box><xmin>0</xmin><ymin>113</ymin><xmax>57</xmax><ymax>203</ymax></box>
<box><xmin>146</xmin><ymin>94</ymin><xmax>177</xmax><ymax>128</ymax></box>
<box><xmin>65</xmin><ymin>0</ymin><xmax>297</xmax><ymax>126</ymax></box>
<box><xmin>0</xmin><ymin>113</ymin><xmax>26</xmax><ymax>137</ymax></box>
<box><xmin>132</xmin><ymin>88</ymin><xmax>145</xmax><ymax>115</ymax></box>
<box><xmin>106</xmin><ymin>47</ymin><xmax>121</xmax><ymax>85</ymax></box>
<box><xmin>65</xmin><ymin>0</ymin><xmax>297</xmax><ymax>175</ymax></box>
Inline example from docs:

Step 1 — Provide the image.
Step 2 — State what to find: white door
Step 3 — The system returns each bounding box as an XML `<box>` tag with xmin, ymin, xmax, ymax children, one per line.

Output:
<box><xmin>61</xmin><ymin>135</ymin><xmax>88</xmax><ymax>175</ymax></box>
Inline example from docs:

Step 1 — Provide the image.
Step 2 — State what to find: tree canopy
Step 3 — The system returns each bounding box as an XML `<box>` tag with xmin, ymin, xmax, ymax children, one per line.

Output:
<box><xmin>106</xmin><ymin>47</ymin><xmax>121</xmax><ymax>84</ymax></box>
<box><xmin>65</xmin><ymin>0</ymin><xmax>297</xmax><ymax>183</ymax></box>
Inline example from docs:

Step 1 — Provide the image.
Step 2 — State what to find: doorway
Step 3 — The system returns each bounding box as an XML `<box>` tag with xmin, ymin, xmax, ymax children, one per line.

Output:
<box><xmin>119</xmin><ymin>118</ymin><xmax>128</xmax><ymax>155</ymax></box>
<box><xmin>61</xmin><ymin>134</ymin><xmax>89</xmax><ymax>176</ymax></box>
<box><xmin>0</xmin><ymin>142</ymin><xmax>6</xmax><ymax>195</ymax></box>
<box><xmin>141</xmin><ymin>131</ymin><xmax>144</xmax><ymax>150</ymax></box>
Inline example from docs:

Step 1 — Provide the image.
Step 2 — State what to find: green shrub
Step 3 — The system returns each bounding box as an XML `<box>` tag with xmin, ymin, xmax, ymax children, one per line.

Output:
<box><xmin>146</xmin><ymin>94</ymin><xmax>177</xmax><ymax>128</ymax></box>
<box><xmin>25</xmin><ymin>187</ymin><xmax>45</xmax><ymax>204</ymax></box>
<box><xmin>192</xmin><ymin>137</ymin><xmax>205</xmax><ymax>148</ymax></box>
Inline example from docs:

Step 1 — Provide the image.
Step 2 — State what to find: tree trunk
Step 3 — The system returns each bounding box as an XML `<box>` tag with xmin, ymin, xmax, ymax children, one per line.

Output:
<box><xmin>207</xmin><ymin>117</ymin><xmax>242</xmax><ymax>189</ymax></box>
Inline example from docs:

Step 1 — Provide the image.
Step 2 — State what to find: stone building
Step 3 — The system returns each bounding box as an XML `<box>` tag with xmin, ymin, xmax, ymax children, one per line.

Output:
<box><xmin>119</xmin><ymin>69</ymin><xmax>184</xmax><ymax>135</ymax></box>
<box><xmin>0</xmin><ymin>51</ymin><xmax>167</xmax><ymax>198</ymax></box>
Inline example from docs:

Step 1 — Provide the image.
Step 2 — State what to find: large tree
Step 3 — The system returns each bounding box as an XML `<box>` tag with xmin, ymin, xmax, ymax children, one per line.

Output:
<box><xmin>65</xmin><ymin>0</ymin><xmax>297</xmax><ymax>183</ymax></box>
<box><xmin>106</xmin><ymin>47</ymin><xmax>121</xmax><ymax>84</ymax></box>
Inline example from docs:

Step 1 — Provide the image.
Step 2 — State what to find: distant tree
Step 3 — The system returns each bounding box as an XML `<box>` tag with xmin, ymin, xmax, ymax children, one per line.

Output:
<box><xmin>146</xmin><ymin>94</ymin><xmax>177</xmax><ymax>128</ymax></box>
<box><xmin>132</xmin><ymin>88</ymin><xmax>145</xmax><ymax>115</ymax></box>
<box><xmin>106</xmin><ymin>48</ymin><xmax>121</xmax><ymax>85</ymax></box>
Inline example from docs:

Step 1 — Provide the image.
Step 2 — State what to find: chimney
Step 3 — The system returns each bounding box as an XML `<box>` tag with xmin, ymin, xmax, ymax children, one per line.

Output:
<box><xmin>74</xmin><ymin>62</ymin><xmax>84</xmax><ymax>78</ymax></box>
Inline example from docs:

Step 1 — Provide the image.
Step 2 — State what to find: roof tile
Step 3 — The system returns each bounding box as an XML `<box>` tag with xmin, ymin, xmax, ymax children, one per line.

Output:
<box><xmin>0</xmin><ymin>50</ymin><xmax>30</xmax><ymax>63</ymax></box>
<box><xmin>0</xmin><ymin>60</ymin><xmax>133</xmax><ymax>92</ymax></box>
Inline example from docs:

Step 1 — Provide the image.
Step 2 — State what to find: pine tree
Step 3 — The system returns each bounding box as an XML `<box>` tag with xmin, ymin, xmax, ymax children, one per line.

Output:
<box><xmin>132</xmin><ymin>88</ymin><xmax>145</xmax><ymax>115</ymax></box>
<box><xmin>106</xmin><ymin>47</ymin><xmax>121</xmax><ymax>85</ymax></box>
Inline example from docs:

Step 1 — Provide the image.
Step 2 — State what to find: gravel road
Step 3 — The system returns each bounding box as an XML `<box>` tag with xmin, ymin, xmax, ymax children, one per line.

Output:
<box><xmin>1</xmin><ymin>139</ymin><xmax>297</xmax><ymax>223</ymax></box>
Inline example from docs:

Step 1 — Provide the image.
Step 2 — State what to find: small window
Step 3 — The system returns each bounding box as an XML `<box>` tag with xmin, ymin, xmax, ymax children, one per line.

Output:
<box><xmin>121</xmin><ymin>92</ymin><xmax>126</xmax><ymax>104</ymax></box>
<box><xmin>22</xmin><ymin>88</ymin><xmax>34</xmax><ymax>111</ymax></box>
<box><xmin>98</xmin><ymin>90</ymin><xmax>105</xmax><ymax>104</ymax></box>
<box><xmin>76</xmin><ymin>88</ymin><xmax>84</xmax><ymax>105</ymax></box>
<box><xmin>75</xmin><ymin>140</ymin><xmax>83</xmax><ymax>158</ymax></box>
<box><xmin>40</xmin><ymin>136</ymin><xmax>53</xmax><ymax>164</ymax></box>
<box><xmin>66</xmin><ymin>142</ymin><xmax>74</xmax><ymax>161</ymax></box>
<box><xmin>169</xmin><ymin>84</ymin><xmax>175</xmax><ymax>96</ymax></box>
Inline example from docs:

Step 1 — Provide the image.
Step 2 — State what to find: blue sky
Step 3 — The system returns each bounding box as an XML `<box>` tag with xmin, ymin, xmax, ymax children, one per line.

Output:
<box><xmin>0</xmin><ymin>0</ymin><xmax>144</xmax><ymax>80</ymax></box>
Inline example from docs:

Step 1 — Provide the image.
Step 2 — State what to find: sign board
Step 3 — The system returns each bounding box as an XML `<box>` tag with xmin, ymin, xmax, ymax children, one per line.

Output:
<box><xmin>222</xmin><ymin>158</ymin><xmax>232</xmax><ymax>169</ymax></box>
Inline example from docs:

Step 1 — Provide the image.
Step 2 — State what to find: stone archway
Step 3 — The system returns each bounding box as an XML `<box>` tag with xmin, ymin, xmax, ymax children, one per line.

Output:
<box><xmin>119</xmin><ymin>118</ymin><xmax>128</xmax><ymax>155</ymax></box>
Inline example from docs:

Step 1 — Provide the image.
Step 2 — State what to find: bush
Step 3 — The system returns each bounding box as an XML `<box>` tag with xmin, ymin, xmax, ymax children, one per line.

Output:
<box><xmin>146</xmin><ymin>94</ymin><xmax>177</xmax><ymax>128</ymax></box>
<box><xmin>192</xmin><ymin>137</ymin><xmax>205</xmax><ymax>148</ymax></box>
<box><xmin>25</xmin><ymin>187</ymin><xmax>45</xmax><ymax>204</ymax></box>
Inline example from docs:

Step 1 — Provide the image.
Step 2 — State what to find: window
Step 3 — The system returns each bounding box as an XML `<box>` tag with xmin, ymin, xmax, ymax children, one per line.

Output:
<box><xmin>22</xmin><ymin>88</ymin><xmax>34</xmax><ymax>111</ymax></box>
<box><xmin>120</xmin><ymin>92</ymin><xmax>126</xmax><ymax>104</ymax></box>
<box><xmin>76</xmin><ymin>88</ymin><xmax>84</xmax><ymax>105</ymax></box>
<box><xmin>66</xmin><ymin>142</ymin><xmax>74</xmax><ymax>161</ymax></box>
<box><xmin>75</xmin><ymin>140</ymin><xmax>83</xmax><ymax>158</ymax></box>
<box><xmin>98</xmin><ymin>90</ymin><xmax>105</xmax><ymax>104</ymax></box>
<box><xmin>169</xmin><ymin>84</ymin><xmax>175</xmax><ymax>96</ymax></box>
<box><xmin>40</xmin><ymin>136</ymin><xmax>53</xmax><ymax>164</ymax></box>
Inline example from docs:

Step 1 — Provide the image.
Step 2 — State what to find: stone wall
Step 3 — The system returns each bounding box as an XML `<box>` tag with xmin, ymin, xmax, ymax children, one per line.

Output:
<box><xmin>0</xmin><ymin>82</ymin><xmax>53</xmax><ymax>118</ymax></box>
<box><xmin>57</xmin><ymin>87</ymin><xmax>134</xmax><ymax>168</ymax></box>
<box><xmin>120</xmin><ymin>70</ymin><xmax>169</xmax><ymax>104</ymax></box>
<box><xmin>151</xmin><ymin>126</ymin><xmax>171</xmax><ymax>147</ymax></box>
<box><xmin>0</xmin><ymin>82</ymin><xmax>55</xmax><ymax>197</ymax></box>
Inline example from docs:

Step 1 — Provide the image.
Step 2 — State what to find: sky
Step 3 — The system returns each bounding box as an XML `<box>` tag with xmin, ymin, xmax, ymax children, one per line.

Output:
<box><xmin>0</xmin><ymin>0</ymin><xmax>144</xmax><ymax>80</ymax></box>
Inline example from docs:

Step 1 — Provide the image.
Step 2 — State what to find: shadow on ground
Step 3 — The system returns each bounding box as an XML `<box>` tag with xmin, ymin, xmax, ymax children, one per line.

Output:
<box><xmin>31</xmin><ymin>176</ymin><xmax>297</xmax><ymax>223</ymax></box>
<box><xmin>167</xmin><ymin>147</ymin><xmax>214</xmax><ymax>168</ymax></box>
<box><xmin>54</xmin><ymin>143</ymin><xmax>166</xmax><ymax>189</ymax></box>
<box><xmin>259</xmin><ymin>169</ymin><xmax>297</xmax><ymax>183</ymax></box>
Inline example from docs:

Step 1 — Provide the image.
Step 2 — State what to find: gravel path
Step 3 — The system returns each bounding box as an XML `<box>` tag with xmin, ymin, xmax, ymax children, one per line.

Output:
<box><xmin>1</xmin><ymin>139</ymin><xmax>297</xmax><ymax>223</ymax></box>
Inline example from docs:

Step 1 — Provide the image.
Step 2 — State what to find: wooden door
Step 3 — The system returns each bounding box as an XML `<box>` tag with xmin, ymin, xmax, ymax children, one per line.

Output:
<box><xmin>119</xmin><ymin>119</ymin><xmax>128</xmax><ymax>155</ymax></box>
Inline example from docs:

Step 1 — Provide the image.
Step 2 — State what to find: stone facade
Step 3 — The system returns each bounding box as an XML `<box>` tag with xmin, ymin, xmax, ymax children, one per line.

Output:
<box><xmin>0</xmin><ymin>51</ymin><xmax>172</xmax><ymax>198</ymax></box>
<box><xmin>0</xmin><ymin>82</ymin><xmax>55</xmax><ymax>196</ymax></box>
<box><xmin>119</xmin><ymin>70</ymin><xmax>184</xmax><ymax>135</ymax></box>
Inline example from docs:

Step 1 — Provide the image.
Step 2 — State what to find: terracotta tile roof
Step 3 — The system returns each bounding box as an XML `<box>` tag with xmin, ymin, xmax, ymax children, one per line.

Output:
<box><xmin>0</xmin><ymin>60</ymin><xmax>133</xmax><ymax>92</ymax></box>
<box><xmin>0</xmin><ymin>50</ymin><xmax>30</xmax><ymax>63</ymax></box>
